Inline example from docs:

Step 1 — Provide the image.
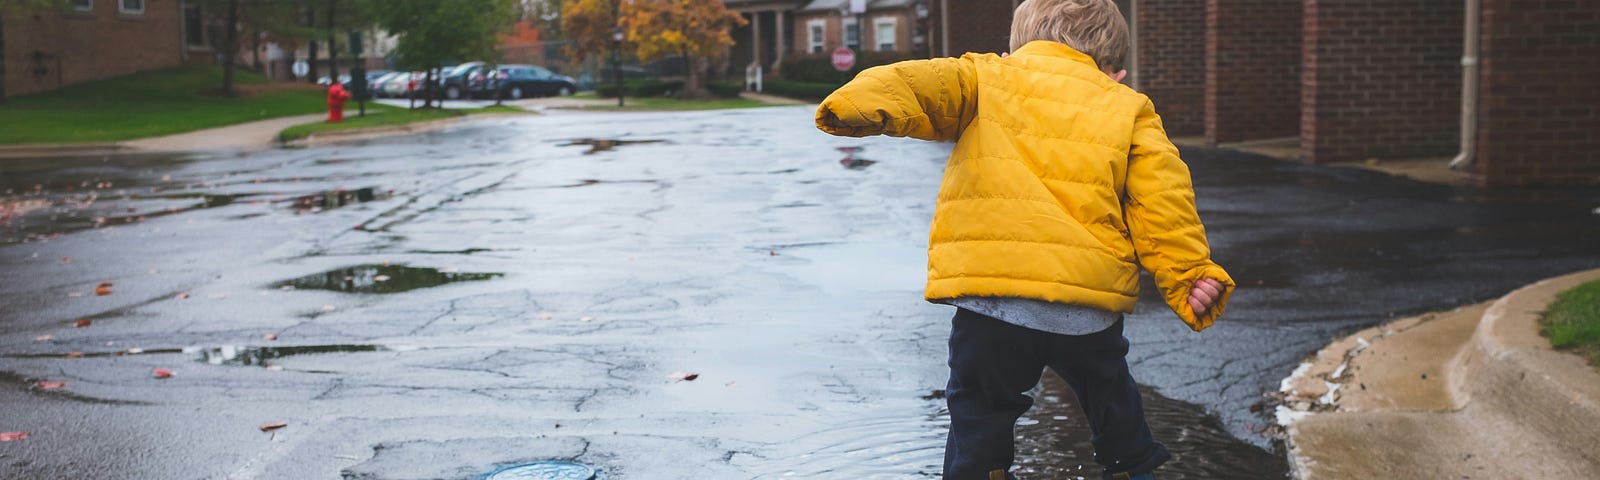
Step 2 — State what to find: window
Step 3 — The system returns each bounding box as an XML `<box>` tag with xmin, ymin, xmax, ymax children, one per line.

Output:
<box><xmin>843</xmin><ymin>18</ymin><xmax>859</xmax><ymax>50</ymax></box>
<box><xmin>70</xmin><ymin>0</ymin><xmax>92</xmax><ymax>12</ymax></box>
<box><xmin>184</xmin><ymin>6</ymin><xmax>206</xmax><ymax>46</ymax></box>
<box><xmin>875</xmin><ymin>17</ymin><xmax>898</xmax><ymax>51</ymax></box>
<box><xmin>118</xmin><ymin>0</ymin><xmax>144</xmax><ymax>14</ymax></box>
<box><xmin>808</xmin><ymin>20</ymin><xmax>825</xmax><ymax>53</ymax></box>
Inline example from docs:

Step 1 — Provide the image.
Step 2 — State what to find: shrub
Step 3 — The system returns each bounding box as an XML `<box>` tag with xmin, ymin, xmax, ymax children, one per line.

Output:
<box><xmin>762</xmin><ymin>80</ymin><xmax>840</xmax><ymax>102</ymax></box>
<box><xmin>778</xmin><ymin>50</ymin><xmax>918</xmax><ymax>85</ymax></box>
<box><xmin>596</xmin><ymin>79</ymin><xmax>686</xmax><ymax>98</ymax></box>
<box><xmin>706</xmin><ymin>81</ymin><xmax>744</xmax><ymax>98</ymax></box>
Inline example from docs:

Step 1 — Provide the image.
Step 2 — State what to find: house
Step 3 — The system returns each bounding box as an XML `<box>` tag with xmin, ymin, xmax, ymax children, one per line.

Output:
<box><xmin>922</xmin><ymin>0</ymin><xmax>1598</xmax><ymax>187</ymax></box>
<box><xmin>723</xmin><ymin>0</ymin><xmax>927</xmax><ymax>76</ymax></box>
<box><xmin>2</xmin><ymin>0</ymin><xmax>189</xmax><ymax>98</ymax></box>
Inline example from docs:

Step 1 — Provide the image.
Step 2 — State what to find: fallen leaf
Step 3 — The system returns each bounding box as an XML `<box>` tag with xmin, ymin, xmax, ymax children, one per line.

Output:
<box><xmin>536</xmin><ymin>312</ymin><xmax>555</xmax><ymax>320</ymax></box>
<box><xmin>175</xmin><ymin>293</ymin><xmax>191</xmax><ymax>299</ymax></box>
<box><xmin>125</xmin><ymin>348</ymin><xmax>144</xmax><ymax>354</ymax></box>
<box><xmin>321</xmin><ymin>305</ymin><xmax>336</xmax><ymax>312</ymax></box>
<box><xmin>372</xmin><ymin>275</ymin><xmax>391</xmax><ymax>282</ymax></box>
<box><xmin>725</xmin><ymin>381</ymin><xmax>737</xmax><ymax>387</ymax></box>
<box><xmin>33</xmin><ymin>335</ymin><xmax>53</xmax><ymax>341</ymax></box>
<box><xmin>207</xmin><ymin>293</ymin><xmax>227</xmax><ymax>299</ymax></box>
<box><xmin>279</xmin><ymin>285</ymin><xmax>294</xmax><ymax>291</ymax></box>
<box><xmin>66</xmin><ymin>352</ymin><xmax>84</xmax><ymax>358</ymax></box>
<box><xmin>579</xmin><ymin>316</ymin><xmax>595</xmax><ymax>322</ymax></box>
<box><xmin>152</xmin><ymin>368</ymin><xmax>173</xmax><ymax>379</ymax></box>
<box><xmin>669</xmin><ymin>372</ymin><xmax>700</xmax><ymax>382</ymax></box>
<box><xmin>769</xmin><ymin>250</ymin><xmax>778</xmax><ymax>256</ymax></box>
<box><xmin>259</xmin><ymin>422</ymin><xmax>287</xmax><ymax>432</ymax></box>
<box><xmin>266</xmin><ymin>365</ymin><xmax>284</xmax><ymax>371</ymax></box>
<box><xmin>36</xmin><ymin>381</ymin><xmax>65</xmax><ymax>390</ymax></box>
<box><xmin>0</xmin><ymin>432</ymin><xmax>28</xmax><ymax>441</ymax></box>
<box><xmin>74</xmin><ymin>319</ymin><xmax>92</xmax><ymax>328</ymax></box>
<box><xmin>147</xmin><ymin>269</ymin><xmax>160</xmax><ymax>274</ymax></box>
<box><xmin>61</xmin><ymin>257</ymin><xmax>72</xmax><ymax>263</ymax></box>
<box><xmin>264</xmin><ymin>333</ymin><xmax>279</xmax><ymax>341</ymax></box>
<box><xmin>95</xmin><ymin>282</ymin><xmax>113</xmax><ymax>296</ymax></box>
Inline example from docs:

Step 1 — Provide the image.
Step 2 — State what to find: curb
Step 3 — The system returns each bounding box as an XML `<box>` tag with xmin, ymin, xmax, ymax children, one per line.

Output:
<box><xmin>0</xmin><ymin>142</ymin><xmax>132</xmax><ymax>159</ymax></box>
<box><xmin>284</xmin><ymin>113</ymin><xmax>527</xmax><ymax>148</ymax></box>
<box><xmin>1462</xmin><ymin>268</ymin><xmax>1600</xmax><ymax>463</ymax></box>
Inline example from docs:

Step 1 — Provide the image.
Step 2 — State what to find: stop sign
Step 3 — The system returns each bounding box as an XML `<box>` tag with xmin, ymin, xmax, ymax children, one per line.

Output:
<box><xmin>832</xmin><ymin>47</ymin><xmax>856</xmax><ymax>72</ymax></box>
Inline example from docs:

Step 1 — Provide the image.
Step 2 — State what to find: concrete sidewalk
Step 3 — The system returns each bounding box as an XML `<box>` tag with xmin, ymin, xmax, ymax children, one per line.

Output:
<box><xmin>1279</xmin><ymin>269</ymin><xmax>1600</xmax><ymax>479</ymax></box>
<box><xmin>0</xmin><ymin>114</ymin><xmax>322</xmax><ymax>158</ymax></box>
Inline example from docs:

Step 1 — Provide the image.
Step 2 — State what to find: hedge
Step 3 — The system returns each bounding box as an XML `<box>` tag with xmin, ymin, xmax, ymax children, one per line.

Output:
<box><xmin>761</xmin><ymin>80</ymin><xmax>840</xmax><ymax>102</ymax></box>
<box><xmin>706</xmin><ymin>81</ymin><xmax>744</xmax><ymax>98</ymax></box>
<box><xmin>595</xmin><ymin>79</ymin><xmax>686</xmax><ymax>98</ymax></box>
<box><xmin>778</xmin><ymin>50</ymin><xmax>918</xmax><ymax>85</ymax></box>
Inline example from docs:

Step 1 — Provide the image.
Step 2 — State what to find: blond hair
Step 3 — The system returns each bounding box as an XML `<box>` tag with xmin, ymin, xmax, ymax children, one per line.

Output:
<box><xmin>1010</xmin><ymin>0</ymin><xmax>1130</xmax><ymax>71</ymax></box>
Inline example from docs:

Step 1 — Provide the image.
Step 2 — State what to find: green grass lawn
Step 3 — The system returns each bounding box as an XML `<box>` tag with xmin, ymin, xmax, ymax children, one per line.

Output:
<box><xmin>277</xmin><ymin>104</ymin><xmax>529</xmax><ymax>141</ymax></box>
<box><xmin>0</xmin><ymin>65</ymin><xmax>329</xmax><ymax>144</ymax></box>
<box><xmin>1541</xmin><ymin>279</ymin><xmax>1600</xmax><ymax>368</ymax></box>
<box><xmin>576</xmin><ymin>95</ymin><xmax>769</xmax><ymax>111</ymax></box>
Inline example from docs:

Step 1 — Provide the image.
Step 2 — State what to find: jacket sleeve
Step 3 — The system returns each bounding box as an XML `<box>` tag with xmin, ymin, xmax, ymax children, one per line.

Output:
<box><xmin>814</xmin><ymin>57</ymin><xmax>978</xmax><ymax>141</ymax></box>
<box><xmin>1124</xmin><ymin>98</ymin><xmax>1235</xmax><ymax>332</ymax></box>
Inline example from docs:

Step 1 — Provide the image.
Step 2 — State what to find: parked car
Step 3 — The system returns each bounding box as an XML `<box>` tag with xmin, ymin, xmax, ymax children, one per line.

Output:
<box><xmin>342</xmin><ymin>70</ymin><xmax>391</xmax><ymax>96</ymax></box>
<box><xmin>486</xmin><ymin>65</ymin><xmax>578</xmax><ymax>99</ymax></box>
<box><xmin>438</xmin><ymin>62</ymin><xmax>486</xmax><ymax>100</ymax></box>
<box><xmin>368</xmin><ymin>72</ymin><xmax>403</xmax><ymax>98</ymax></box>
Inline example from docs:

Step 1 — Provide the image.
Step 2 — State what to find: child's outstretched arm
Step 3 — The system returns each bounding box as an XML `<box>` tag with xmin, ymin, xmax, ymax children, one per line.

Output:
<box><xmin>1124</xmin><ymin>99</ymin><xmax>1236</xmax><ymax>332</ymax></box>
<box><xmin>815</xmin><ymin>57</ymin><xmax>978</xmax><ymax>141</ymax></box>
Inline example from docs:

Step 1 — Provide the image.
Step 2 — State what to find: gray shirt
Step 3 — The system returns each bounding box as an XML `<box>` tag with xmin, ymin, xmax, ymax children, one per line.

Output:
<box><xmin>944</xmin><ymin>296</ymin><xmax>1120</xmax><ymax>335</ymax></box>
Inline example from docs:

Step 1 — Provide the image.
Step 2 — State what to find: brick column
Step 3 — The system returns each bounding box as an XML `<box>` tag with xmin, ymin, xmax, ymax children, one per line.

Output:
<box><xmin>1301</xmin><ymin>0</ymin><xmax>1463</xmax><ymax>165</ymax></box>
<box><xmin>1205</xmin><ymin>0</ymin><xmax>1302</xmax><ymax>145</ymax></box>
<box><xmin>1472</xmin><ymin>0</ymin><xmax>1600</xmax><ymax>186</ymax></box>
<box><xmin>1136</xmin><ymin>0</ymin><xmax>1206</xmax><ymax>136</ymax></box>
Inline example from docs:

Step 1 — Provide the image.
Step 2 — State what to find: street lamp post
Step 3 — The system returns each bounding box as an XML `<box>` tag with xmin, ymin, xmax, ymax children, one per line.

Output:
<box><xmin>613</xmin><ymin>27</ymin><xmax>624</xmax><ymax>107</ymax></box>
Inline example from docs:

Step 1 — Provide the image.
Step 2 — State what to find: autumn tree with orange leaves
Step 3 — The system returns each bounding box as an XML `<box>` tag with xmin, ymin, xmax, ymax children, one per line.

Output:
<box><xmin>563</xmin><ymin>0</ymin><xmax>744</xmax><ymax>97</ymax></box>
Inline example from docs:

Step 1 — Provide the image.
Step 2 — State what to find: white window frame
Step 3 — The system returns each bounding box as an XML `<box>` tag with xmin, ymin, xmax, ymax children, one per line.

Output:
<box><xmin>807</xmin><ymin>20</ymin><xmax>826</xmax><ymax>53</ymax></box>
<box><xmin>70</xmin><ymin>0</ymin><xmax>93</xmax><ymax>12</ymax></box>
<box><xmin>119</xmin><ymin>0</ymin><xmax>145</xmax><ymax>15</ymax></box>
<box><xmin>874</xmin><ymin>17</ymin><xmax>898</xmax><ymax>52</ymax></box>
<box><xmin>843</xmin><ymin>17</ymin><xmax>860</xmax><ymax>50</ymax></box>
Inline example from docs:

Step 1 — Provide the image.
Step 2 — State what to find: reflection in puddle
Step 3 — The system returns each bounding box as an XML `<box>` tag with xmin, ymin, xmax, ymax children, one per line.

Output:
<box><xmin>273</xmin><ymin>264</ymin><xmax>503</xmax><ymax>294</ymax></box>
<box><xmin>0</xmin><ymin>371</ymin><xmax>150</xmax><ymax>405</ymax></box>
<box><xmin>186</xmin><ymin>344</ymin><xmax>392</xmax><ymax>367</ymax></box>
<box><xmin>284</xmin><ymin>187</ymin><xmax>390</xmax><ymax>214</ymax></box>
<box><xmin>1012</xmin><ymin>375</ymin><xmax>1289</xmax><ymax>479</ymax></box>
<box><xmin>561</xmin><ymin>138</ymin><xmax>665</xmax><ymax>155</ymax></box>
<box><xmin>837</xmin><ymin>146</ymin><xmax>876</xmax><ymax>169</ymax></box>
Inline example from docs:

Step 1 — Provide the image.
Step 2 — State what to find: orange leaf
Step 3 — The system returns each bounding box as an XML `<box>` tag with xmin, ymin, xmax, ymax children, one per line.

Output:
<box><xmin>74</xmin><ymin>319</ymin><xmax>92</xmax><ymax>328</ymax></box>
<box><xmin>0</xmin><ymin>432</ymin><xmax>28</xmax><ymax>441</ymax></box>
<box><xmin>152</xmin><ymin>368</ymin><xmax>173</xmax><ymax>379</ymax></box>
<box><xmin>264</xmin><ymin>333</ymin><xmax>279</xmax><ymax>341</ymax></box>
<box><xmin>95</xmin><ymin>283</ymin><xmax>113</xmax><ymax>296</ymax></box>
<box><xmin>36</xmin><ymin>381</ymin><xmax>65</xmax><ymax>390</ymax></box>
<box><xmin>259</xmin><ymin>422</ymin><xmax>287</xmax><ymax>432</ymax></box>
<box><xmin>669</xmin><ymin>371</ymin><xmax>699</xmax><ymax>381</ymax></box>
<box><xmin>66</xmin><ymin>352</ymin><xmax>84</xmax><ymax>358</ymax></box>
<box><xmin>175</xmin><ymin>293</ymin><xmax>191</xmax><ymax>300</ymax></box>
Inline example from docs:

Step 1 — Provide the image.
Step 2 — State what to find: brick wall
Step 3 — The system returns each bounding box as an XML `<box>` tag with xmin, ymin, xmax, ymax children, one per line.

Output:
<box><xmin>1205</xmin><ymin>0</ymin><xmax>1301</xmax><ymax>144</ymax></box>
<box><xmin>929</xmin><ymin>0</ymin><xmax>1014</xmax><ymax>57</ymax></box>
<box><xmin>1472</xmin><ymin>0</ymin><xmax>1600</xmax><ymax>186</ymax></box>
<box><xmin>1136</xmin><ymin>0</ymin><xmax>1205</xmax><ymax>136</ymax></box>
<box><xmin>1301</xmin><ymin>0</ymin><xmax>1463</xmax><ymax>164</ymax></box>
<box><xmin>4</xmin><ymin>0</ymin><xmax>183</xmax><ymax>97</ymax></box>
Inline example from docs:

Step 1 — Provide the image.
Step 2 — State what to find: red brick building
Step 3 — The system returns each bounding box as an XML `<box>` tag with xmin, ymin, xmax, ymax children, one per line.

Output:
<box><xmin>922</xmin><ymin>0</ymin><xmax>1599</xmax><ymax>187</ymax></box>
<box><xmin>3</xmin><ymin>0</ymin><xmax>191</xmax><ymax>98</ymax></box>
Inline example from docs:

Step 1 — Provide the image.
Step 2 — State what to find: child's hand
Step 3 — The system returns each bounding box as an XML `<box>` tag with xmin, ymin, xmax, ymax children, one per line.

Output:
<box><xmin>1188</xmin><ymin>278</ymin><xmax>1225</xmax><ymax>317</ymax></box>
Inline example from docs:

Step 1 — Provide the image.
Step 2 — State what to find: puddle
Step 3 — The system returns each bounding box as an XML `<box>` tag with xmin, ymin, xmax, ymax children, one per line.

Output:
<box><xmin>558</xmin><ymin>179</ymin><xmax>659</xmax><ymax>188</ymax></box>
<box><xmin>837</xmin><ymin>146</ymin><xmax>876</xmax><ymax>169</ymax></box>
<box><xmin>561</xmin><ymin>138</ymin><xmax>665</xmax><ymax>155</ymax></box>
<box><xmin>273</xmin><ymin>264</ymin><xmax>503</xmax><ymax>294</ymax></box>
<box><xmin>186</xmin><ymin>344</ymin><xmax>392</xmax><ymax>368</ymax></box>
<box><xmin>1011</xmin><ymin>375</ymin><xmax>1289</xmax><ymax>479</ymax></box>
<box><xmin>283</xmin><ymin>187</ymin><xmax>391</xmax><ymax>214</ymax></box>
<box><xmin>1</xmin><ymin>190</ymin><xmax>257</xmax><ymax>243</ymax></box>
<box><xmin>0</xmin><ymin>370</ymin><xmax>151</xmax><ymax>405</ymax></box>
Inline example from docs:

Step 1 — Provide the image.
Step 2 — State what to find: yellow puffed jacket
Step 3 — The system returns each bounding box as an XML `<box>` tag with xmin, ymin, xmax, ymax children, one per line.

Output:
<box><xmin>815</xmin><ymin>41</ymin><xmax>1234</xmax><ymax>331</ymax></box>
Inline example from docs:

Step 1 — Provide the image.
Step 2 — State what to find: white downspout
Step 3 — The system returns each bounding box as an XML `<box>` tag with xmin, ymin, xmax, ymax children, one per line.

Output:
<box><xmin>1449</xmin><ymin>0</ymin><xmax>1481</xmax><ymax>170</ymax></box>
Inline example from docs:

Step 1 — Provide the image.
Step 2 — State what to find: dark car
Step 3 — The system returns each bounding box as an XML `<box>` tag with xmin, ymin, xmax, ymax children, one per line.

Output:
<box><xmin>438</xmin><ymin>62</ymin><xmax>487</xmax><ymax>100</ymax></box>
<box><xmin>486</xmin><ymin>65</ymin><xmax>577</xmax><ymax>99</ymax></box>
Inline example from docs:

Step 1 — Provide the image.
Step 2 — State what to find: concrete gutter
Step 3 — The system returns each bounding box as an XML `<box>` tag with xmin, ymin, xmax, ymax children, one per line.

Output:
<box><xmin>1280</xmin><ymin>268</ymin><xmax>1600</xmax><ymax>479</ymax></box>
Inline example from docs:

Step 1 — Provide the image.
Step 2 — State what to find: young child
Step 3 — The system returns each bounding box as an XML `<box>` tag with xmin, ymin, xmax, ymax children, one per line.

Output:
<box><xmin>814</xmin><ymin>1</ymin><xmax>1233</xmax><ymax>479</ymax></box>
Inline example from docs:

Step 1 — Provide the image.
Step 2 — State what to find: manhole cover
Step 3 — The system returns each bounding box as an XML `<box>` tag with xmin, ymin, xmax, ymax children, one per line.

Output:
<box><xmin>481</xmin><ymin>461</ymin><xmax>596</xmax><ymax>480</ymax></box>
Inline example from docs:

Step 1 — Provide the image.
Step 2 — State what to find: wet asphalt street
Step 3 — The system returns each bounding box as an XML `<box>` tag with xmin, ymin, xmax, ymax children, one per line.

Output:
<box><xmin>2</xmin><ymin>106</ymin><xmax>1598</xmax><ymax>479</ymax></box>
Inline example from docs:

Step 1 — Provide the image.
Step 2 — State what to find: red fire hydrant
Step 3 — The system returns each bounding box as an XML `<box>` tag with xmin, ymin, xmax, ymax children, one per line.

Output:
<box><xmin>327</xmin><ymin>83</ymin><xmax>351</xmax><ymax>123</ymax></box>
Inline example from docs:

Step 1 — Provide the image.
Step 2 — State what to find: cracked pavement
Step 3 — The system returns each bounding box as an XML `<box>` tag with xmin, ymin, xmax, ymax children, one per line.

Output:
<box><xmin>2</xmin><ymin>106</ymin><xmax>1597</xmax><ymax>479</ymax></box>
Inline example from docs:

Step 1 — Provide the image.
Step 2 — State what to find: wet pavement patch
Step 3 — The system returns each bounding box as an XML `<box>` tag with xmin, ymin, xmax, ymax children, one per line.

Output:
<box><xmin>557</xmin><ymin>179</ymin><xmax>659</xmax><ymax>188</ymax></box>
<box><xmin>273</xmin><ymin>265</ymin><xmax>503</xmax><ymax>294</ymax></box>
<box><xmin>187</xmin><ymin>344</ymin><xmax>390</xmax><ymax>367</ymax></box>
<box><xmin>481</xmin><ymin>461</ymin><xmax>597</xmax><ymax>480</ymax></box>
<box><xmin>561</xmin><ymin>138</ymin><xmax>664</xmax><ymax>155</ymax></box>
<box><xmin>284</xmin><ymin>187</ymin><xmax>390</xmax><ymax>214</ymax></box>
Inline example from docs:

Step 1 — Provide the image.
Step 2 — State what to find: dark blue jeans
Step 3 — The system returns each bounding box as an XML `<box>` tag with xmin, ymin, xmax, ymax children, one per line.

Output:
<box><xmin>943</xmin><ymin>308</ymin><xmax>1170</xmax><ymax>480</ymax></box>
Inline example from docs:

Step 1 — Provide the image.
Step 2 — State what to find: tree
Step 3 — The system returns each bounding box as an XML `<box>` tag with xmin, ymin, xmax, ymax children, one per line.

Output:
<box><xmin>364</xmin><ymin>0</ymin><xmax>520</xmax><ymax>108</ymax></box>
<box><xmin>560</xmin><ymin>0</ymin><xmax>631</xmax><ymax>66</ymax></box>
<box><xmin>0</xmin><ymin>0</ymin><xmax>59</xmax><ymax>103</ymax></box>
<box><xmin>627</xmin><ymin>0</ymin><xmax>743</xmax><ymax>97</ymax></box>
